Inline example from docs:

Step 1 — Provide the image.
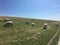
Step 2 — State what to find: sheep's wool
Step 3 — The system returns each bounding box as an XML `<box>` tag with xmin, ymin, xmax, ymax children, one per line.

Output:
<box><xmin>44</xmin><ymin>23</ymin><xmax>47</xmax><ymax>25</ymax></box>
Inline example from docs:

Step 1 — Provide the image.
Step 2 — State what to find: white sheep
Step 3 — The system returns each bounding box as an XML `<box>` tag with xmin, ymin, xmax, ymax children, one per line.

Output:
<box><xmin>31</xmin><ymin>23</ymin><xmax>35</xmax><ymax>27</ymax></box>
<box><xmin>4</xmin><ymin>21</ymin><xmax>13</xmax><ymax>27</ymax></box>
<box><xmin>0</xmin><ymin>18</ymin><xmax>3</xmax><ymax>21</ymax></box>
<box><xmin>25</xmin><ymin>21</ymin><xmax>30</xmax><ymax>24</ymax></box>
<box><xmin>56</xmin><ymin>23</ymin><xmax>59</xmax><ymax>27</ymax></box>
<box><xmin>3</xmin><ymin>18</ymin><xmax>11</xmax><ymax>22</ymax></box>
<box><xmin>43</xmin><ymin>23</ymin><xmax>48</xmax><ymax>29</ymax></box>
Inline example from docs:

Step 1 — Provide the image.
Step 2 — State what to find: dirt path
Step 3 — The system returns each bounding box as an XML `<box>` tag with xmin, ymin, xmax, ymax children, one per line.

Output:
<box><xmin>58</xmin><ymin>38</ymin><xmax>60</xmax><ymax>45</ymax></box>
<box><xmin>47</xmin><ymin>29</ymin><xmax>60</xmax><ymax>45</ymax></box>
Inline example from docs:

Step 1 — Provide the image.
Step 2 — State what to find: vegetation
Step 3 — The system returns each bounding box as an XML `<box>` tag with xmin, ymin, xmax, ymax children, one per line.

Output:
<box><xmin>51</xmin><ymin>29</ymin><xmax>60</xmax><ymax>45</ymax></box>
<box><xmin>0</xmin><ymin>16</ymin><xmax>59</xmax><ymax>45</ymax></box>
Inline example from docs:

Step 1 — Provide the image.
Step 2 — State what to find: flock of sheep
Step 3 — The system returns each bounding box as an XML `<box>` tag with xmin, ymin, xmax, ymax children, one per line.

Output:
<box><xmin>25</xmin><ymin>21</ymin><xmax>48</xmax><ymax>29</ymax></box>
<box><xmin>0</xmin><ymin>18</ymin><xmax>59</xmax><ymax>30</ymax></box>
<box><xmin>0</xmin><ymin>18</ymin><xmax>13</xmax><ymax>27</ymax></box>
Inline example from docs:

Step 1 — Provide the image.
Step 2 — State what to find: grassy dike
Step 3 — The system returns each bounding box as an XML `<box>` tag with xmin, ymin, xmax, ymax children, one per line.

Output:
<box><xmin>50</xmin><ymin>30</ymin><xmax>60</xmax><ymax>45</ymax></box>
<box><xmin>0</xmin><ymin>16</ymin><xmax>59</xmax><ymax>45</ymax></box>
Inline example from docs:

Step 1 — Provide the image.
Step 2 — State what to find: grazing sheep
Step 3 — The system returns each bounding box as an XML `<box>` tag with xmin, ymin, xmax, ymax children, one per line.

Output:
<box><xmin>0</xmin><ymin>18</ymin><xmax>3</xmax><ymax>22</ymax></box>
<box><xmin>3</xmin><ymin>18</ymin><xmax>11</xmax><ymax>22</ymax></box>
<box><xmin>43</xmin><ymin>23</ymin><xmax>47</xmax><ymax>29</ymax></box>
<box><xmin>25</xmin><ymin>21</ymin><xmax>30</xmax><ymax>25</ymax></box>
<box><xmin>4</xmin><ymin>21</ymin><xmax>13</xmax><ymax>27</ymax></box>
<box><xmin>56</xmin><ymin>23</ymin><xmax>59</xmax><ymax>27</ymax></box>
<box><xmin>31</xmin><ymin>23</ymin><xmax>35</xmax><ymax>27</ymax></box>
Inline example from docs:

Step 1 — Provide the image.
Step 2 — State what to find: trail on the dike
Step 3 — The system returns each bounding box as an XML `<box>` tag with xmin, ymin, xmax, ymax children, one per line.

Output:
<box><xmin>47</xmin><ymin>29</ymin><xmax>60</xmax><ymax>45</ymax></box>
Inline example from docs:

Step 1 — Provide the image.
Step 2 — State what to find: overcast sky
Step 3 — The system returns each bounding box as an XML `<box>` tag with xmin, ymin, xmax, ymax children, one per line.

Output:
<box><xmin>0</xmin><ymin>0</ymin><xmax>60</xmax><ymax>20</ymax></box>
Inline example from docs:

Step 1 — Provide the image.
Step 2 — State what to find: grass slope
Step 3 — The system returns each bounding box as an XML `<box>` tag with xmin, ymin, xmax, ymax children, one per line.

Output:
<box><xmin>0</xmin><ymin>16</ymin><xmax>59</xmax><ymax>45</ymax></box>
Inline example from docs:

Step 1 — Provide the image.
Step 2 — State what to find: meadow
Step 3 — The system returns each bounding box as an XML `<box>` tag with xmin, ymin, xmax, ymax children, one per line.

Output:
<box><xmin>0</xmin><ymin>16</ymin><xmax>60</xmax><ymax>45</ymax></box>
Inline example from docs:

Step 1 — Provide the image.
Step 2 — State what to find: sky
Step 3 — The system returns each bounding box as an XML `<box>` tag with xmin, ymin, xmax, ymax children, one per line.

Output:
<box><xmin>0</xmin><ymin>0</ymin><xmax>60</xmax><ymax>20</ymax></box>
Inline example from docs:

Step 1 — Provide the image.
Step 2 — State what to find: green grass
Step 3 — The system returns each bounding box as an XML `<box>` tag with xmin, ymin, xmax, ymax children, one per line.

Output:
<box><xmin>0</xmin><ymin>16</ymin><xmax>59</xmax><ymax>45</ymax></box>
<box><xmin>50</xmin><ymin>30</ymin><xmax>60</xmax><ymax>45</ymax></box>
<box><xmin>19</xmin><ymin>25</ymin><xmax>59</xmax><ymax>45</ymax></box>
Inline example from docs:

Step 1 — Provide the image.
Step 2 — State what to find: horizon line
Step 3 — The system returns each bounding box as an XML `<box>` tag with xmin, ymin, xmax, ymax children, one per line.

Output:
<box><xmin>0</xmin><ymin>15</ymin><xmax>60</xmax><ymax>21</ymax></box>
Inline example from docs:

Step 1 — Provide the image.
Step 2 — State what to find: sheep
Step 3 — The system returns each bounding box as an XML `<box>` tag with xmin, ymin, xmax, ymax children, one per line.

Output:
<box><xmin>56</xmin><ymin>23</ymin><xmax>59</xmax><ymax>27</ymax></box>
<box><xmin>31</xmin><ymin>23</ymin><xmax>35</xmax><ymax>27</ymax></box>
<box><xmin>3</xmin><ymin>18</ymin><xmax>11</xmax><ymax>22</ymax></box>
<box><xmin>43</xmin><ymin>23</ymin><xmax>48</xmax><ymax>29</ymax></box>
<box><xmin>25</xmin><ymin>21</ymin><xmax>30</xmax><ymax>25</ymax></box>
<box><xmin>0</xmin><ymin>18</ymin><xmax>3</xmax><ymax>22</ymax></box>
<box><xmin>4</xmin><ymin>21</ymin><xmax>13</xmax><ymax>27</ymax></box>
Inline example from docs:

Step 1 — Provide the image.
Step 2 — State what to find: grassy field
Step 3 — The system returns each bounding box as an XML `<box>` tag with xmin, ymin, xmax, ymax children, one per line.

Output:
<box><xmin>0</xmin><ymin>16</ymin><xmax>60</xmax><ymax>45</ymax></box>
<box><xmin>50</xmin><ymin>30</ymin><xmax>60</xmax><ymax>45</ymax></box>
